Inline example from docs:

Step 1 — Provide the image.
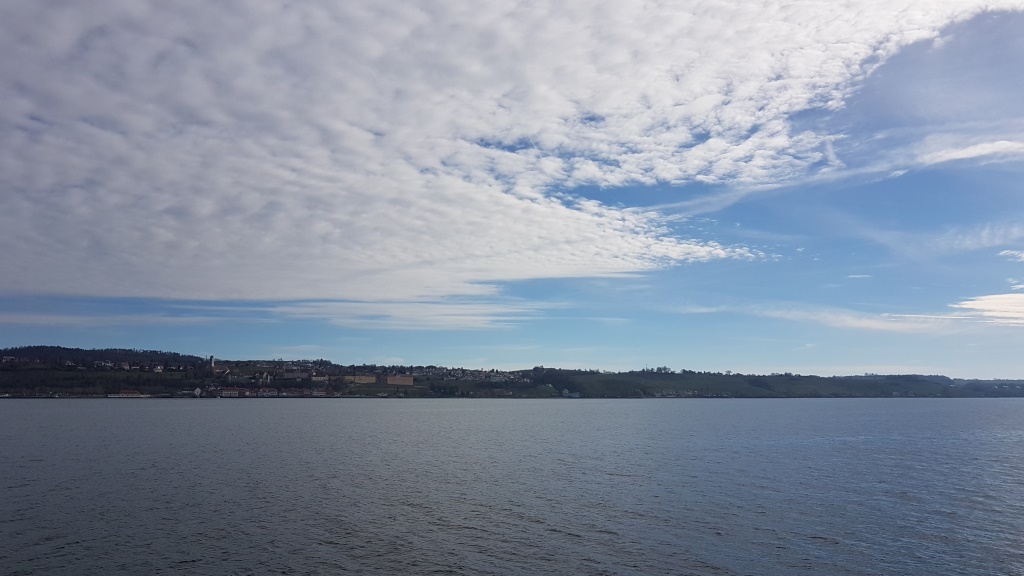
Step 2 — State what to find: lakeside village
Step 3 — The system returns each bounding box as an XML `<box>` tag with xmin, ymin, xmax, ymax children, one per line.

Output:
<box><xmin>5</xmin><ymin>346</ymin><xmax>1024</xmax><ymax>399</ymax></box>
<box><xmin>0</xmin><ymin>351</ymin><xmax>580</xmax><ymax>399</ymax></box>
<box><xmin>135</xmin><ymin>356</ymin><xmax>578</xmax><ymax>399</ymax></box>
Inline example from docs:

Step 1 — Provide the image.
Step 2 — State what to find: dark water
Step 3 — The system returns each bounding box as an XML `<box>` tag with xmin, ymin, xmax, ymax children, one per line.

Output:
<box><xmin>2</xmin><ymin>398</ymin><xmax>1023</xmax><ymax>575</ymax></box>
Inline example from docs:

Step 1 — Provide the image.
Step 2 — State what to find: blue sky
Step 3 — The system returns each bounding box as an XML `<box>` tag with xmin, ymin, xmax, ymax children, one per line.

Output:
<box><xmin>3</xmin><ymin>2</ymin><xmax>1024</xmax><ymax>377</ymax></box>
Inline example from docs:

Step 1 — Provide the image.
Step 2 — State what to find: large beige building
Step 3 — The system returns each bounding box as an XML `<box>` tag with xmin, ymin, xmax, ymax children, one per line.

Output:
<box><xmin>386</xmin><ymin>374</ymin><xmax>414</xmax><ymax>386</ymax></box>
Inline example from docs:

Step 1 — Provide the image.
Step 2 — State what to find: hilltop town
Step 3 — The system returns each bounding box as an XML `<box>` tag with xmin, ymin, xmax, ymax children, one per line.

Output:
<box><xmin>2</xmin><ymin>346</ymin><xmax>1024</xmax><ymax>399</ymax></box>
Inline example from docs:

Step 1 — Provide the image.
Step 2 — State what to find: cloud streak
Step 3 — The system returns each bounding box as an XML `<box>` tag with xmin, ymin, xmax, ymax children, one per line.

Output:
<box><xmin>675</xmin><ymin>295</ymin><xmax>1024</xmax><ymax>333</ymax></box>
<box><xmin>917</xmin><ymin>140</ymin><xmax>1024</xmax><ymax>165</ymax></box>
<box><xmin>851</xmin><ymin>222</ymin><xmax>1024</xmax><ymax>261</ymax></box>
<box><xmin>1000</xmin><ymin>250</ymin><xmax>1024</xmax><ymax>262</ymax></box>
<box><xmin>674</xmin><ymin>303</ymin><xmax>955</xmax><ymax>333</ymax></box>
<box><xmin>268</xmin><ymin>300</ymin><xmax>554</xmax><ymax>330</ymax></box>
<box><xmin>751</xmin><ymin>307</ymin><xmax>953</xmax><ymax>333</ymax></box>
<box><xmin>950</xmin><ymin>293</ymin><xmax>1024</xmax><ymax>325</ymax></box>
<box><xmin>0</xmin><ymin>312</ymin><xmax>218</xmax><ymax>327</ymax></box>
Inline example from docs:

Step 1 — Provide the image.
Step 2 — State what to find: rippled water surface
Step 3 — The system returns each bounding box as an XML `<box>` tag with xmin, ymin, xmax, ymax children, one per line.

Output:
<box><xmin>3</xmin><ymin>398</ymin><xmax>1024</xmax><ymax>575</ymax></box>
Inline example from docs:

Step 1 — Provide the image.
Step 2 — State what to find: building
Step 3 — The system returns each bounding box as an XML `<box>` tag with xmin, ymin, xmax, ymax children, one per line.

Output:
<box><xmin>386</xmin><ymin>374</ymin><xmax>414</xmax><ymax>386</ymax></box>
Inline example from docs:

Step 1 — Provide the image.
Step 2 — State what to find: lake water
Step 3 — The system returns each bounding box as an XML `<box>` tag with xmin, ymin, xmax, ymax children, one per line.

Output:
<box><xmin>2</xmin><ymin>398</ymin><xmax>1023</xmax><ymax>575</ymax></box>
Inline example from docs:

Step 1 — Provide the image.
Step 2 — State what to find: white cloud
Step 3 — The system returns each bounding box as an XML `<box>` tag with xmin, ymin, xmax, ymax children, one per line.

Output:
<box><xmin>2</xmin><ymin>1</ymin><xmax>1023</xmax><ymax>325</ymax></box>
<box><xmin>932</xmin><ymin>225</ymin><xmax>1024</xmax><ymax>254</ymax></box>
<box><xmin>0</xmin><ymin>313</ymin><xmax>217</xmax><ymax>327</ymax></box>
<box><xmin>950</xmin><ymin>293</ymin><xmax>1024</xmax><ymax>325</ymax></box>
<box><xmin>1000</xmin><ymin>250</ymin><xmax>1024</xmax><ymax>262</ymax></box>
<box><xmin>675</xmin><ymin>303</ymin><xmax>953</xmax><ymax>332</ymax></box>
<box><xmin>917</xmin><ymin>140</ymin><xmax>1024</xmax><ymax>165</ymax></box>
<box><xmin>796</xmin><ymin>11</ymin><xmax>1024</xmax><ymax>185</ymax></box>
<box><xmin>753</xmin><ymin>307</ymin><xmax>952</xmax><ymax>333</ymax></box>
<box><xmin>855</xmin><ymin>223</ymin><xmax>1024</xmax><ymax>260</ymax></box>
<box><xmin>269</xmin><ymin>300</ymin><xmax>554</xmax><ymax>330</ymax></box>
<box><xmin>675</xmin><ymin>294</ymin><xmax>1024</xmax><ymax>332</ymax></box>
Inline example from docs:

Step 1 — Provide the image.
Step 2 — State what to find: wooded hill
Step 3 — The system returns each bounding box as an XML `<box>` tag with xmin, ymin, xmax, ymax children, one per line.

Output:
<box><xmin>1</xmin><ymin>345</ymin><xmax>203</xmax><ymax>366</ymax></box>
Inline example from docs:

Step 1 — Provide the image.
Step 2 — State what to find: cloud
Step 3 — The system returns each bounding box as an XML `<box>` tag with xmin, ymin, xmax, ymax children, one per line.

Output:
<box><xmin>855</xmin><ymin>223</ymin><xmax>1024</xmax><ymax>260</ymax></box>
<box><xmin>795</xmin><ymin>10</ymin><xmax>1024</xmax><ymax>184</ymax></box>
<box><xmin>724</xmin><ymin>295</ymin><xmax>1024</xmax><ymax>331</ymax></box>
<box><xmin>931</xmin><ymin>225</ymin><xmax>1024</xmax><ymax>254</ymax></box>
<box><xmin>753</xmin><ymin>307</ymin><xmax>952</xmax><ymax>333</ymax></box>
<box><xmin>1000</xmin><ymin>250</ymin><xmax>1024</xmax><ymax>262</ymax></box>
<box><xmin>950</xmin><ymin>293</ymin><xmax>1024</xmax><ymax>325</ymax></box>
<box><xmin>0</xmin><ymin>298</ymin><xmax>550</xmax><ymax>330</ymax></box>
<box><xmin>674</xmin><ymin>303</ymin><xmax>953</xmax><ymax>333</ymax></box>
<box><xmin>268</xmin><ymin>300</ymin><xmax>554</xmax><ymax>330</ymax></box>
<box><xmin>0</xmin><ymin>312</ymin><xmax>217</xmax><ymax>327</ymax></box>
<box><xmin>2</xmin><ymin>1</ymin><xmax>1023</xmax><ymax>326</ymax></box>
<box><xmin>917</xmin><ymin>140</ymin><xmax>1024</xmax><ymax>166</ymax></box>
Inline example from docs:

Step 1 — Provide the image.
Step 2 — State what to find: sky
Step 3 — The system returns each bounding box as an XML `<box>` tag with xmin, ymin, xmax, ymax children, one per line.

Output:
<box><xmin>3</xmin><ymin>1</ymin><xmax>1024</xmax><ymax>378</ymax></box>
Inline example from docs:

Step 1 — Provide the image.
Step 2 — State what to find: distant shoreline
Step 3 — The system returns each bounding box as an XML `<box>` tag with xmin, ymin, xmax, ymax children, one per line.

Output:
<box><xmin>3</xmin><ymin>346</ymin><xmax>1023</xmax><ymax>399</ymax></box>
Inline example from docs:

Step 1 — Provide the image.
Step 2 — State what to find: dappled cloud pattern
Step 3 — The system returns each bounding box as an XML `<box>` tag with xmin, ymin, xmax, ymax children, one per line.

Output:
<box><xmin>2</xmin><ymin>1</ymin><xmax>1024</xmax><ymax>326</ymax></box>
